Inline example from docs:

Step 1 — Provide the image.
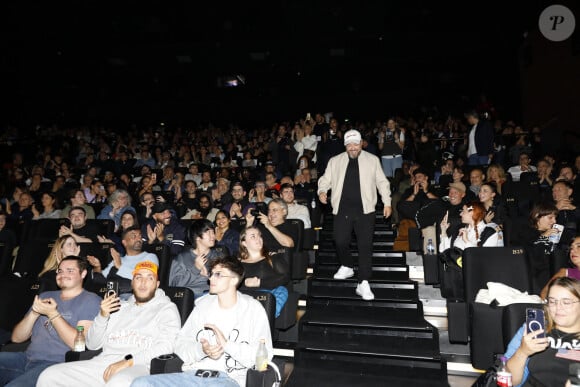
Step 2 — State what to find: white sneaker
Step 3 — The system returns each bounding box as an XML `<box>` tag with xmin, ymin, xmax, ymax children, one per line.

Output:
<box><xmin>333</xmin><ymin>265</ymin><xmax>355</xmax><ymax>279</ymax></box>
<box><xmin>356</xmin><ymin>280</ymin><xmax>375</xmax><ymax>300</ymax></box>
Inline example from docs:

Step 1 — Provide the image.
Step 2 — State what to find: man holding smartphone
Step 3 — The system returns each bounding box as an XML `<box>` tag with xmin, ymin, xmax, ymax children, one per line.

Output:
<box><xmin>132</xmin><ymin>256</ymin><xmax>273</xmax><ymax>387</ymax></box>
<box><xmin>38</xmin><ymin>261</ymin><xmax>181</xmax><ymax>387</ymax></box>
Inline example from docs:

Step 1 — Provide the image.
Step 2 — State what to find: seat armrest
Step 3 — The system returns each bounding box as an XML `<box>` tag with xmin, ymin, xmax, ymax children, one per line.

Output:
<box><xmin>65</xmin><ymin>349</ymin><xmax>102</xmax><ymax>362</ymax></box>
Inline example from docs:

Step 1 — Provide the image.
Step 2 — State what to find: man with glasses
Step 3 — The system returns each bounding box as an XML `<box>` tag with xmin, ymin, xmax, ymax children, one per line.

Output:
<box><xmin>132</xmin><ymin>256</ymin><xmax>273</xmax><ymax>387</ymax></box>
<box><xmin>0</xmin><ymin>257</ymin><xmax>101</xmax><ymax>386</ymax></box>
<box><xmin>38</xmin><ymin>261</ymin><xmax>181</xmax><ymax>387</ymax></box>
<box><xmin>245</xmin><ymin>198</ymin><xmax>296</xmax><ymax>250</ymax></box>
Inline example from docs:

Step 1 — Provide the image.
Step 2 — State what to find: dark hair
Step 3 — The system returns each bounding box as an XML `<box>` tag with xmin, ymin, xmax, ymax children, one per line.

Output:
<box><xmin>480</xmin><ymin>181</ymin><xmax>498</xmax><ymax>196</ymax></box>
<box><xmin>60</xmin><ymin>255</ymin><xmax>88</xmax><ymax>273</ymax></box>
<box><xmin>188</xmin><ymin>219</ymin><xmax>215</xmax><ymax>247</ymax></box>
<box><xmin>122</xmin><ymin>225</ymin><xmax>141</xmax><ymax>239</ymax></box>
<box><xmin>69</xmin><ymin>206</ymin><xmax>86</xmax><ymax>215</ymax></box>
<box><xmin>239</xmin><ymin>226</ymin><xmax>271</xmax><ymax>265</ymax></box>
<box><xmin>529</xmin><ymin>202</ymin><xmax>559</xmax><ymax>228</ymax></box>
<box><xmin>209</xmin><ymin>256</ymin><xmax>244</xmax><ymax>286</ymax></box>
<box><xmin>279</xmin><ymin>183</ymin><xmax>294</xmax><ymax>192</ymax></box>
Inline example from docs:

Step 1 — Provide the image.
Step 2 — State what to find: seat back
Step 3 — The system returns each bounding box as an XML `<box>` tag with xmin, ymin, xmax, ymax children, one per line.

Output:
<box><xmin>0</xmin><ymin>242</ymin><xmax>15</xmax><ymax>278</ymax></box>
<box><xmin>144</xmin><ymin>244</ymin><xmax>171</xmax><ymax>289</ymax></box>
<box><xmin>288</xmin><ymin>219</ymin><xmax>304</xmax><ymax>254</ymax></box>
<box><xmin>165</xmin><ymin>287</ymin><xmax>195</xmax><ymax>326</ymax></box>
<box><xmin>86</xmin><ymin>219</ymin><xmax>115</xmax><ymax>237</ymax></box>
<box><xmin>240</xmin><ymin>289</ymin><xmax>276</xmax><ymax>337</ymax></box>
<box><xmin>463</xmin><ymin>246</ymin><xmax>533</xmax><ymax>369</ymax></box>
<box><xmin>463</xmin><ymin>246</ymin><xmax>531</xmax><ymax>302</ymax></box>
<box><xmin>21</xmin><ymin>219</ymin><xmax>64</xmax><ymax>244</ymax></box>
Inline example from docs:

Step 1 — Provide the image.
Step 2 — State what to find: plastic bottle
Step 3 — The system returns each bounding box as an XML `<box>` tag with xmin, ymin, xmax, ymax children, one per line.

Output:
<box><xmin>426</xmin><ymin>239</ymin><xmax>435</xmax><ymax>255</ymax></box>
<box><xmin>496</xmin><ymin>356</ymin><xmax>512</xmax><ymax>387</ymax></box>
<box><xmin>311</xmin><ymin>197</ymin><xmax>316</xmax><ymax>209</ymax></box>
<box><xmin>74</xmin><ymin>326</ymin><xmax>85</xmax><ymax>352</ymax></box>
<box><xmin>255</xmin><ymin>338</ymin><xmax>268</xmax><ymax>371</ymax></box>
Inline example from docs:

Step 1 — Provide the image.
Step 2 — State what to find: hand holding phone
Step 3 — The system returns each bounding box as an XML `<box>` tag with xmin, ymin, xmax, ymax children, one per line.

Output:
<box><xmin>526</xmin><ymin>308</ymin><xmax>546</xmax><ymax>338</ymax></box>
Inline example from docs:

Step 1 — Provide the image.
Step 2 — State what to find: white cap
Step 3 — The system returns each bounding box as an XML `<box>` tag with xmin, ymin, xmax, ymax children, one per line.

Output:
<box><xmin>343</xmin><ymin>130</ymin><xmax>362</xmax><ymax>146</ymax></box>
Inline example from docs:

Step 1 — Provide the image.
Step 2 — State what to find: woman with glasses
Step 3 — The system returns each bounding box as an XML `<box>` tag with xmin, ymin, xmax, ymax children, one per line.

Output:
<box><xmin>504</xmin><ymin>277</ymin><xmax>580</xmax><ymax>386</ymax></box>
<box><xmin>541</xmin><ymin>235</ymin><xmax>580</xmax><ymax>298</ymax></box>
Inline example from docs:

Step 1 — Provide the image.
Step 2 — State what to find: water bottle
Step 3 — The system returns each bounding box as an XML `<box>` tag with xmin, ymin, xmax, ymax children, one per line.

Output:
<box><xmin>74</xmin><ymin>326</ymin><xmax>86</xmax><ymax>352</ymax></box>
<box><xmin>496</xmin><ymin>356</ymin><xmax>512</xmax><ymax>387</ymax></box>
<box><xmin>426</xmin><ymin>239</ymin><xmax>435</xmax><ymax>255</ymax></box>
<box><xmin>311</xmin><ymin>197</ymin><xmax>316</xmax><ymax>209</ymax></box>
<box><xmin>255</xmin><ymin>338</ymin><xmax>268</xmax><ymax>371</ymax></box>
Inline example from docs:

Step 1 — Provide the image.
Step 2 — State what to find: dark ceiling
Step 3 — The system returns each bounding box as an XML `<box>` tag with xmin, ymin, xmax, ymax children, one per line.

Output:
<box><xmin>0</xmin><ymin>1</ymin><xmax>565</xmax><ymax>125</ymax></box>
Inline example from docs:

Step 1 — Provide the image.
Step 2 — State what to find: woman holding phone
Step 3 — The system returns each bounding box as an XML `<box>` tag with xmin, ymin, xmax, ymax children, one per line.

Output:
<box><xmin>505</xmin><ymin>277</ymin><xmax>580</xmax><ymax>386</ymax></box>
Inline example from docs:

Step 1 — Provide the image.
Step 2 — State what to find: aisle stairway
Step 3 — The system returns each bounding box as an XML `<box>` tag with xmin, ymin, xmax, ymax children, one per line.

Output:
<box><xmin>286</xmin><ymin>214</ymin><xmax>448</xmax><ymax>386</ymax></box>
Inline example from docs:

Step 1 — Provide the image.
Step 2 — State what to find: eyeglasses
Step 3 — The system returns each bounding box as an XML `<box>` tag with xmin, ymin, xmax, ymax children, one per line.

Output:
<box><xmin>545</xmin><ymin>297</ymin><xmax>580</xmax><ymax>308</ymax></box>
<box><xmin>209</xmin><ymin>271</ymin><xmax>234</xmax><ymax>279</ymax></box>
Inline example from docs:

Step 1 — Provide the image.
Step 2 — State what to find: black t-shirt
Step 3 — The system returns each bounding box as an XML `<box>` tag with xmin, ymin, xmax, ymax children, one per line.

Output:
<box><xmin>74</xmin><ymin>223</ymin><xmax>99</xmax><ymax>243</ymax></box>
<box><xmin>338</xmin><ymin>157</ymin><xmax>363</xmax><ymax>215</ymax></box>
<box><xmin>257</xmin><ymin>221</ymin><xmax>298</xmax><ymax>251</ymax></box>
<box><xmin>525</xmin><ymin>329</ymin><xmax>580</xmax><ymax>387</ymax></box>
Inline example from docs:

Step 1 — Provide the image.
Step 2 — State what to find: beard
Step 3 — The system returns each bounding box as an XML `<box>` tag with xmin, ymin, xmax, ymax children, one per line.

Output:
<box><xmin>134</xmin><ymin>288</ymin><xmax>156</xmax><ymax>304</ymax></box>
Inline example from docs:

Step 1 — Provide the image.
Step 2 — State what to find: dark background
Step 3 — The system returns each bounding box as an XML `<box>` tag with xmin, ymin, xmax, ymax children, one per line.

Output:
<box><xmin>1</xmin><ymin>1</ymin><xmax>578</xmax><ymax>128</ymax></box>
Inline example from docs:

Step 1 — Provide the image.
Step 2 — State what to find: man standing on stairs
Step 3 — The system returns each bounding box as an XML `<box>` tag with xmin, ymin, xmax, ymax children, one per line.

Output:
<box><xmin>317</xmin><ymin>129</ymin><xmax>392</xmax><ymax>301</ymax></box>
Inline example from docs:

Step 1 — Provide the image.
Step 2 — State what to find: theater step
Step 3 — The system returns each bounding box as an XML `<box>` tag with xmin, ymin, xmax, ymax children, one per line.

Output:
<box><xmin>316</xmin><ymin>250</ymin><xmax>406</xmax><ymax>266</ymax></box>
<box><xmin>287</xmin><ymin>304</ymin><xmax>447</xmax><ymax>386</ymax></box>
<box><xmin>314</xmin><ymin>264</ymin><xmax>409</xmax><ymax>281</ymax></box>
<box><xmin>308</xmin><ymin>278</ymin><xmax>418</xmax><ymax>303</ymax></box>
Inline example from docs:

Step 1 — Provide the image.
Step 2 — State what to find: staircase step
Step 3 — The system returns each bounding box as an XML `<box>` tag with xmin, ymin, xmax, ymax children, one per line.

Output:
<box><xmin>308</xmin><ymin>278</ymin><xmax>418</xmax><ymax>303</ymax></box>
<box><xmin>301</xmin><ymin>304</ymin><xmax>426</xmax><ymax>329</ymax></box>
<box><xmin>287</xmin><ymin>350</ymin><xmax>448</xmax><ymax>387</ymax></box>
<box><xmin>317</xmin><ymin>251</ymin><xmax>406</xmax><ymax>266</ymax></box>
<box><xmin>315</xmin><ymin>265</ymin><xmax>409</xmax><ymax>281</ymax></box>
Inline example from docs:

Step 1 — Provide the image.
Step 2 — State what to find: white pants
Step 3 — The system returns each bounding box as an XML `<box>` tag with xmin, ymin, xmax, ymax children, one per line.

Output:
<box><xmin>37</xmin><ymin>357</ymin><xmax>149</xmax><ymax>387</ymax></box>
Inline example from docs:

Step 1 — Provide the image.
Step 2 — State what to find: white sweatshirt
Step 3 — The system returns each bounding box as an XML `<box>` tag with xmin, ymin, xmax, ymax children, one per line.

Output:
<box><xmin>177</xmin><ymin>292</ymin><xmax>273</xmax><ymax>387</ymax></box>
<box><xmin>86</xmin><ymin>288</ymin><xmax>181</xmax><ymax>367</ymax></box>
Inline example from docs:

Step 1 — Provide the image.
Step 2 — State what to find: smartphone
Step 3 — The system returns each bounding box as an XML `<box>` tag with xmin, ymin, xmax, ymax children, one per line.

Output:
<box><xmin>203</xmin><ymin>327</ymin><xmax>217</xmax><ymax>346</ymax></box>
<box><xmin>306</xmin><ymin>112</ymin><xmax>312</xmax><ymax>121</ymax></box>
<box><xmin>526</xmin><ymin>308</ymin><xmax>546</xmax><ymax>338</ymax></box>
<box><xmin>195</xmin><ymin>369</ymin><xmax>219</xmax><ymax>378</ymax></box>
<box><xmin>151</xmin><ymin>173</ymin><xmax>157</xmax><ymax>181</ymax></box>
<box><xmin>106</xmin><ymin>281</ymin><xmax>119</xmax><ymax>298</ymax></box>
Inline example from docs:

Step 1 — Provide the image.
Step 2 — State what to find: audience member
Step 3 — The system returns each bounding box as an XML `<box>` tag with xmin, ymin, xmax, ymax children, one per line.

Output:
<box><xmin>0</xmin><ymin>257</ymin><xmax>101</xmax><ymax>386</ymax></box>
<box><xmin>37</xmin><ymin>261</ymin><xmax>181</xmax><ymax>387</ymax></box>
<box><xmin>507</xmin><ymin>152</ymin><xmax>536</xmax><ymax>182</ymax></box>
<box><xmin>131</xmin><ymin>256</ymin><xmax>273</xmax><ymax>387</ymax></box>
<box><xmin>61</xmin><ymin>189</ymin><xmax>96</xmax><ymax>219</ymax></box>
<box><xmin>280</xmin><ymin>183</ymin><xmax>311</xmax><ymax>229</ymax></box>
<box><xmin>214</xmin><ymin>210</ymin><xmax>240</xmax><ymax>256</ymax></box>
<box><xmin>169</xmin><ymin>219</ymin><xmax>227</xmax><ymax>298</ymax></box>
<box><xmin>245</xmin><ymin>198</ymin><xmax>296</xmax><ymax>250</ymax></box>
<box><xmin>88</xmin><ymin>226</ymin><xmax>158</xmax><ymax>296</ymax></box>
<box><xmin>142</xmin><ymin>202</ymin><xmax>186</xmax><ymax>256</ymax></box>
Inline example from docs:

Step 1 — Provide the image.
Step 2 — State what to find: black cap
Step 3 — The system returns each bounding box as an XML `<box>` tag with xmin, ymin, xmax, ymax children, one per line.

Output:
<box><xmin>151</xmin><ymin>202</ymin><xmax>171</xmax><ymax>214</ymax></box>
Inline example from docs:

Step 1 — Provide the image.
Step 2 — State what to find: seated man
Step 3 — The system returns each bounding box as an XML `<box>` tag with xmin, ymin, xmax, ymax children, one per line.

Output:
<box><xmin>169</xmin><ymin>220</ymin><xmax>227</xmax><ymax>298</ymax></box>
<box><xmin>0</xmin><ymin>257</ymin><xmax>101</xmax><ymax>386</ymax></box>
<box><xmin>142</xmin><ymin>202</ymin><xmax>186</xmax><ymax>257</ymax></box>
<box><xmin>37</xmin><ymin>261</ymin><xmax>181</xmax><ymax>387</ymax></box>
<box><xmin>131</xmin><ymin>256</ymin><xmax>273</xmax><ymax>387</ymax></box>
<box><xmin>88</xmin><ymin>226</ymin><xmax>159</xmax><ymax>296</ymax></box>
<box><xmin>59</xmin><ymin>206</ymin><xmax>100</xmax><ymax>243</ymax></box>
<box><xmin>507</xmin><ymin>152</ymin><xmax>536</xmax><ymax>182</ymax></box>
<box><xmin>280</xmin><ymin>183</ymin><xmax>311</xmax><ymax>229</ymax></box>
<box><xmin>245</xmin><ymin>198</ymin><xmax>296</xmax><ymax>251</ymax></box>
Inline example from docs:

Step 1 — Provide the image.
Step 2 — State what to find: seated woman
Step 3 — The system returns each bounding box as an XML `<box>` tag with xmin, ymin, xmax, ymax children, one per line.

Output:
<box><xmin>96</xmin><ymin>210</ymin><xmax>139</xmax><ymax>256</ymax></box>
<box><xmin>486</xmin><ymin>164</ymin><xmax>507</xmax><ymax>195</ymax></box>
<box><xmin>238</xmin><ymin>226</ymin><xmax>290</xmax><ymax>316</ymax></box>
<box><xmin>97</xmin><ymin>189</ymin><xmax>136</xmax><ymax>232</ymax></box>
<box><xmin>61</xmin><ymin>189</ymin><xmax>96</xmax><ymax>219</ymax></box>
<box><xmin>31</xmin><ymin>192</ymin><xmax>62</xmax><ymax>220</ymax></box>
<box><xmin>478</xmin><ymin>182</ymin><xmax>506</xmax><ymax>228</ymax></box>
<box><xmin>37</xmin><ymin>235</ymin><xmax>81</xmax><ymax>292</ymax></box>
<box><xmin>516</xmin><ymin>202</ymin><xmax>562</xmax><ymax>293</ymax></box>
<box><xmin>214</xmin><ymin>210</ymin><xmax>239</xmax><ymax>256</ymax></box>
<box><xmin>541</xmin><ymin>235</ymin><xmax>580</xmax><ymax>299</ymax></box>
<box><xmin>439</xmin><ymin>200</ymin><xmax>503</xmax><ymax>253</ymax></box>
<box><xmin>505</xmin><ymin>277</ymin><xmax>580</xmax><ymax>387</ymax></box>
